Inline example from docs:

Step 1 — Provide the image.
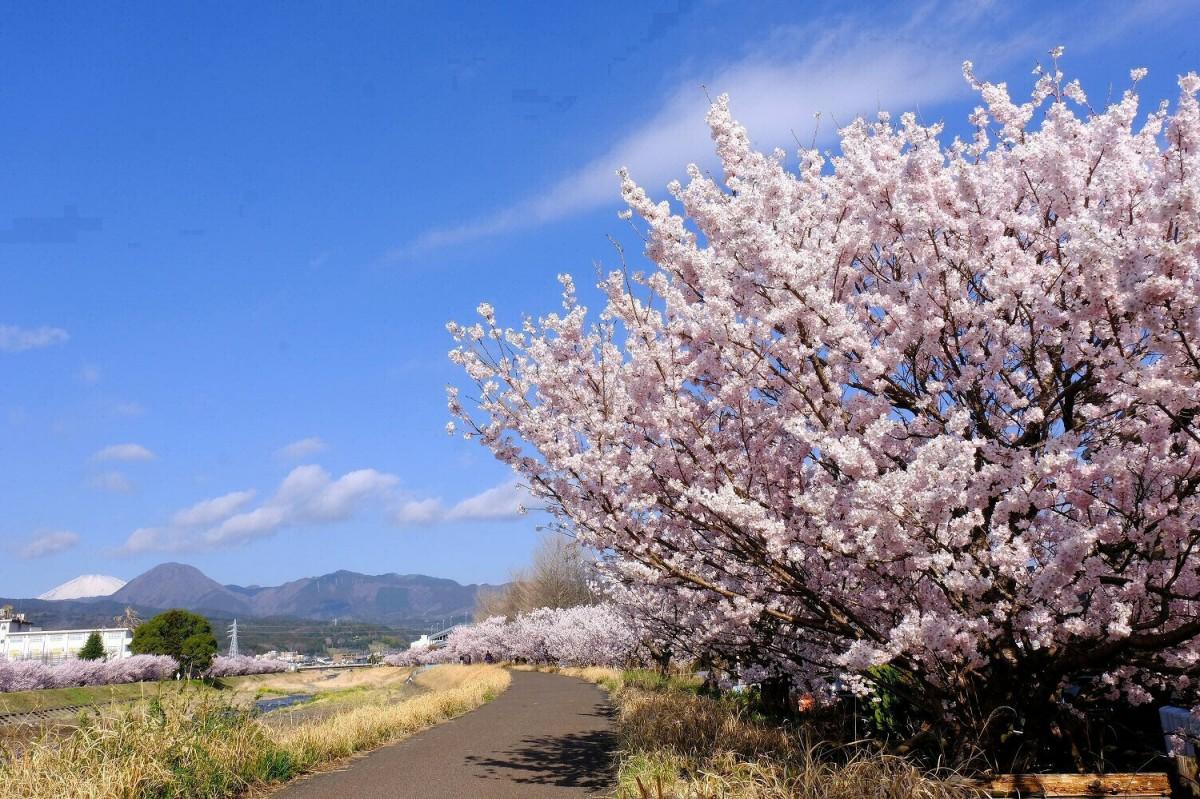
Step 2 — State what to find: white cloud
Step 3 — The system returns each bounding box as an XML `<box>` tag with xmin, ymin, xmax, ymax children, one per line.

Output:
<box><xmin>121</xmin><ymin>527</ymin><xmax>163</xmax><ymax>554</ymax></box>
<box><xmin>88</xmin><ymin>471</ymin><xmax>136</xmax><ymax>494</ymax></box>
<box><xmin>93</xmin><ymin>443</ymin><xmax>157</xmax><ymax>462</ymax></box>
<box><xmin>121</xmin><ymin>466</ymin><xmax>398</xmax><ymax>553</ymax></box>
<box><xmin>205</xmin><ymin>505</ymin><xmax>288</xmax><ymax>547</ymax></box>
<box><xmin>0</xmin><ymin>324</ymin><xmax>69</xmax><ymax>353</ymax></box>
<box><xmin>19</xmin><ymin>530</ymin><xmax>80</xmax><ymax>559</ymax></box>
<box><xmin>392</xmin><ymin>479</ymin><xmax>539</xmax><ymax>526</ymax></box>
<box><xmin>169</xmin><ymin>490</ymin><xmax>257</xmax><ymax>527</ymax></box>
<box><xmin>393</xmin><ymin>498</ymin><xmax>445</xmax><ymax>526</ymax></box>
<box><xmin>122</xmin><ymin>465</ymin><xmax>541</xmax><ymax>553</ymax></box>
<box><xmin>392</xmin><ymin>20</ymin><xmax>971</xmax><ymax>257</ymax></box>
<box><xmin>276</xmin><ymin>436</ymin><xmax>328</xmax><ymax>461</ymax></box>
<box><xmin>263</xmin><ymin>465</ymin><xmax>399</xmax><ymax>528</ymax></box>
<box><xmin>447</xmin><ymin>480</ymin><xmax>534</xmax><ymax>521</ymax></box>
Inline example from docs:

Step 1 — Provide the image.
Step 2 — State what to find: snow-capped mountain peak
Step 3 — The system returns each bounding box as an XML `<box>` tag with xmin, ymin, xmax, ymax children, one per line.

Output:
<box><xmin>37</xmin><ymin>574</ymin><xmax>127</xmax><ymax>601</ymax></box>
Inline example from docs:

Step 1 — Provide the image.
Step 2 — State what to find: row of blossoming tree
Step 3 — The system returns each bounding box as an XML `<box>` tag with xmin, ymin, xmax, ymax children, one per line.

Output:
<box><xmin>386</xmin><ymin>604</ymin><xmax>639</xmax><ymax>668</ymax></box>
<box><xmin>0</xmin><ymin>655</ymin><xmax>179</xmax><ymax>693</ymax></box>
<box><xmin>448</xmin><ymin>55</ymin><xmax>1200</xmax><ymax>769</ymax></box>
<box><xmin>0</xmin><ymin>653</ymin><xmax>289</xmax><ymax>693</ymax></box>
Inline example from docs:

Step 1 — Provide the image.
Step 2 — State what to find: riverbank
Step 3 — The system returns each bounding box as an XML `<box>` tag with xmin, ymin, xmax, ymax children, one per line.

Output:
<box><xmin>0</xmin><ymin>664</ymin><xmax>510</xmax><ymax>799</ymax></box>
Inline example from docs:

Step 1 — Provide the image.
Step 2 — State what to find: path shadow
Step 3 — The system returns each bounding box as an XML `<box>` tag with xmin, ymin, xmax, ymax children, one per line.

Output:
<box><xmin>465</xmin><ymin>714</ymin><xmax>616</xmax><ymax>789</ymax></box>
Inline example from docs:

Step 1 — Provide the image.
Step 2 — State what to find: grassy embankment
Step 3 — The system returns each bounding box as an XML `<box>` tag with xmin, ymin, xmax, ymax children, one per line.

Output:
<box><xmin>0</xmin><ymin>664</ymin><xmax>509</xmax><ymax>799</ymax></box>
<box><xmin>526</xmin><ymin>666</ymin><xmax>977</xmax><ymax>799</ymax></box>
<box><xmin>0</xmin><ymin>665</ymin><xmax>420</xmax><ymax>719</ymax></box>
<box><xmin>0</xmin><ymin>682</ymin><xmax>166</xmax><ymax>716</ymax></box>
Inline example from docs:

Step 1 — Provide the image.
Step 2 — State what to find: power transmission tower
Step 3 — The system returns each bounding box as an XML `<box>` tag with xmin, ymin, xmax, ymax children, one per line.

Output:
<box><xmin>228</xmin><ymin>619</ymin><xmax>239</xmax><ymax>658</ymax></box>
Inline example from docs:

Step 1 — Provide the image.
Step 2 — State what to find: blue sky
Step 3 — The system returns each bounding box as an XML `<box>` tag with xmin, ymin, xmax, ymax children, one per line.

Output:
<box><xmin>1</xmin><ymin>0</ymin><xmax>1197</xmax><ymax>597</ymax></box>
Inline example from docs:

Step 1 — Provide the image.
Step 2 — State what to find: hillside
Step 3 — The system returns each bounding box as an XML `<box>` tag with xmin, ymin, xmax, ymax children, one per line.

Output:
<box><xmin>29</xmin><ymin>563</ymin><xmax>498</xmax><ymax>627</ymax></box>
<box><xmin>109</xmin><ymin>563</ymin><xmax>249</xmax><ymax>615</ymax></box>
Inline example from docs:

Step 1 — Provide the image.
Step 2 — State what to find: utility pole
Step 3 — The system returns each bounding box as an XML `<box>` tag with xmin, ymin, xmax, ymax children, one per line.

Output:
<box><xmin>228</xmin><ymin>619</ymin><xmax>239</xmax><ymax>658</ymax></box>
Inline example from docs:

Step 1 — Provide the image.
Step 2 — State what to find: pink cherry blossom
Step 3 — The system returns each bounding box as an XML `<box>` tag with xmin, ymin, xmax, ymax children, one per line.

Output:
<box><xmin>204</xmin><ymin>655</ymin><xmax>289</xmax><ymax>678</ymax></box>
<box><xmin>0</xmin><ymin>655</ymin><xmax>179</xmax><ymax>692</ymax></box>
<box><xmin>384</xmin><ymin>604</ymin><xmax>640</xmax><ymax>668</ymax></box>
<box><xmin>450</xmin><ymin>57</ymin><xmax>1200</xmax><ymax>762</ymax></box>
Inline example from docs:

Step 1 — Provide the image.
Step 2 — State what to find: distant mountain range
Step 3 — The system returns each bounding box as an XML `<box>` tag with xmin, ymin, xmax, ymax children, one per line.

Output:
<box><xmin>18</xmin><ymin>563</ymin><xmax>498</xmax><ymax>628</ymax></box>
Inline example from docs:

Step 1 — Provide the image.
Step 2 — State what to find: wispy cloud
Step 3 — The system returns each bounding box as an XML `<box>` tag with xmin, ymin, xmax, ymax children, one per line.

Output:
<box><xmin>276</xmin><ymin>436</ymin><xmax>328</xmax><ymax>461</ymax></box>
<box><xmin>447</xmin><ymin>480</ymin><xmax>535</xmax><ymax>521</ymax></box>
<box><xmin>391</xmin><ymin>15</ymin><xmax>978</xmax><ymax>258</ymax></box>
<box><xmin>93</xmin><ymin>443</ymin><xmax>157</xmax><ymax>462</ymax></box>
<box><xmin>122</xmin><ymin>465</ymin><xmax>399</xmax><ymax>553</ymax></box>
<box><xmin>88</xmin><ymin>471</ymin><xmax>136</xmax><ymax>494</ymax></box>
<box><xmin>169</xmin><ymin>490</ymin><xmax>257</xmax><ymax>527</ymax></box>
<box><xmin>393</xmin><ymin>479</ymin><xmax>538</xmax><ymax>526</ymax></box>
<box><xmin>0</xmin><ymin>324</ymin><xmax>69</xmax><ymax>353</ymax></box>
<box><xmin>123</xmin><ymin>468</ymin><xmax>540</xmax><ymax>552</ymax></box>
<box><xmin>19</xmin><ymin>530</ymin><xmax>80</xmax><ymax>559</ymax></box>
<box><xmin>78</xmin><ymin>364</ymin><xmax>102</xmax><ymax>385</ymax></box>
<box><xmin>113</xmin><ymin>401</ymin><xmax>146</xmax><ymax>417</ymax></box>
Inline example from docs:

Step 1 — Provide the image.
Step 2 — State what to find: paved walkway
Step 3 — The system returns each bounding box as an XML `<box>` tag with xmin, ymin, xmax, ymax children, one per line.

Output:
<box><xmin>274</xmin><ymin>670</ymin><xmax>616</xmax><ymax>798</ymax></box>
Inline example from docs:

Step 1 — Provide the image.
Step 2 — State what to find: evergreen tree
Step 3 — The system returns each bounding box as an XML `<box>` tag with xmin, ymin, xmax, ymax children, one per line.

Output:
<box><xmin>78</xmin><ymin>631</ymin><xmax>106</xmax><ymax>661</ymax></box>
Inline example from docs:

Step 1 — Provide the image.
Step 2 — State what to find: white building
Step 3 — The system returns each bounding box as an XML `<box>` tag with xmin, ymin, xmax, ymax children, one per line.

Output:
<box><xmin>407</xmin><ymin>625</ymin><xmax>458</xmax><ymax>651</ymax></box>
<box><xmin>0</xmin><ymin>609</ymin><xmax>133</xmax><ymax>662</ymax></box>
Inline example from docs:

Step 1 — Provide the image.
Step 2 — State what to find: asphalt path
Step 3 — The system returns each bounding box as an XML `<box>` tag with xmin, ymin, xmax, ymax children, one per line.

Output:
<box><xmin>274</xmin><ymin>670</ymin><xmax>616</xmax><ymax>798</ymax></box>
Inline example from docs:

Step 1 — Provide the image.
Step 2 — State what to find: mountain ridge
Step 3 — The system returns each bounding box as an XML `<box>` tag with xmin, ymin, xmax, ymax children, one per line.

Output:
<box><xmin>45</xmin><ymin>563</ymin><xmax>499</xmax><ymax>626</ymax></box>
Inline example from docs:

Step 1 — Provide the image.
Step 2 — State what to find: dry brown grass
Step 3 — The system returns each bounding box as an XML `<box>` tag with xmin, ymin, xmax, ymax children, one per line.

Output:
<box><xmin>553</xmin><ymin>668</ymin><xmax>980</xmax><ymax>799</ymax></box>
<box><xmin>273</xmin><ymin>665</ymin><xmax>507</xmax><ymax>768</ymax></box>
<box><xmin>0</xmin><ymin>664</ymin><xmax>509</xmax><ymax>799</ymax></box>
<box><xmin>409</xmin><ymin>663</ymin><xmax>490</xmax><ymax>691</ymax></box>
<box><xmin>221</xmin><ymin>664</ymin><xmax>418</xmax><ymax>698</ymax></box>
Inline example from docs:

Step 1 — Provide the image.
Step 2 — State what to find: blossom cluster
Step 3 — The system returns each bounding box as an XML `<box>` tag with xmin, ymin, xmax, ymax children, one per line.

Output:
<box><xmin>204</xmin><ymin>655</ymin><xmax>290</xmax><ymax>678</ymax></box>
<box><xmin>385</xmin><ymin>604</ymin><xmax>640</xmax><ymax>668</ymax></box>
<box><xmin>450</xmin><ymin>54</ymin><xmax>1200</xmax><ymax>752</ymax></box>
<box><xmin>0</xmin><ymin>655</ymin><xmax>179</xmax><ymax>693</ymax></box>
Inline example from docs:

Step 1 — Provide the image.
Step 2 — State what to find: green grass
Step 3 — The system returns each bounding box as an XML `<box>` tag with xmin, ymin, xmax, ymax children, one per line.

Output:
<box><xmin>0</xmin><ymin>673</ymin><xmax>298</xmax><ymax>717</ymax></box>
<box><xmin>0</xmin><ymin>668</ymin><xmax>422</xmax><ymax>723</ymax></box>
<box><xmin>0</xmin><ymin>680</ymin><xmax>209</xmax><ymax>716</ymax></box>
<box><xmin>617</xmin><ymin>668</ymin><xmax>702</xmax><ymax>695</ymax></box>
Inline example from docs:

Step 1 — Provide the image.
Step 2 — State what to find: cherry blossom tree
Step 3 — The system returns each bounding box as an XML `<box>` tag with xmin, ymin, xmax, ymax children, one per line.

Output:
<box><xmin>541</xmin><ymin>603</ymin><xmax>640</xmax><ymax>667</ymax></box>
<box><xmin>205</xmin><ymin>655</ymin><xmax>290</xmax><ymax>678</ymax></box>
<box><xmin>450</xmin><ymin>55</ymin><xmax>1200</xmax><ymax>767</ymax></box>
<box><xmin>384</xmin><ymin>605</ymin><xmax>640</xmax><ymax>668</ymax></box>
<box><xmin>444</xmin><ymin>615</ymin><xmax>513</xmax><ymax>662</ymax></box>
<box><xmin>0</xmin><ymin>655</ymin><xmax>179</xmax><ymax>692</ymax></box>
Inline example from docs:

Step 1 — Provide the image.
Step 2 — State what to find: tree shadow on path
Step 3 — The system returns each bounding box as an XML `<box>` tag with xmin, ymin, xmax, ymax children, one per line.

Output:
<box><xmin>465</xmin><ymin>705</ymin><xmax>616</xmax><ymax>789</ymax></box>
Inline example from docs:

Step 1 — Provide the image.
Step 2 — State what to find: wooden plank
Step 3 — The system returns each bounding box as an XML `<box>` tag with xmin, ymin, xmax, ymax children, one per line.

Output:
<box><xmin>968</xmin><ymin>772</ymin><xmax>1171</xmax><ymax>797</ymax></box>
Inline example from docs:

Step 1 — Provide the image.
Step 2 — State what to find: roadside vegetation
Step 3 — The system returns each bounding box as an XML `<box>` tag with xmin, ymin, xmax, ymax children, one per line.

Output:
<box><xmin>0</xmin><ymin>664</ymin><xmax>509</xmax><ymax>799</ymax></box>
<box><xmin>524</xmin><ymin>666</ymin><xmax>977</xmax><ymax>799</ymax></box>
